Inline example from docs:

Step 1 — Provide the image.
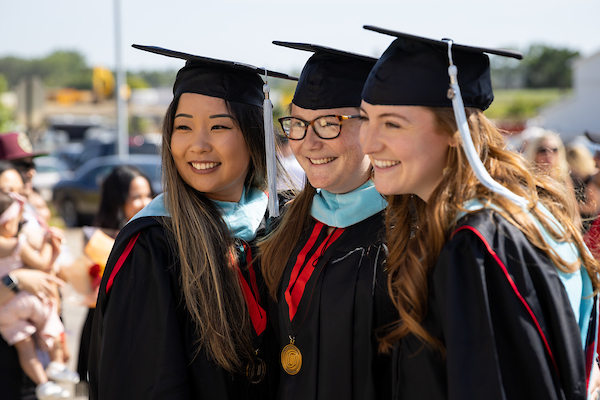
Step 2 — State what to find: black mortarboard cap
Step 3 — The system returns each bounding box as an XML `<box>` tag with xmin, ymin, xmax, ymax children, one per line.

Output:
<box><xmin>133</xmin><ymin>44</ymin><xmax>297</xmax><ymax>107</ymax></box>
<box><xmin>133</xmin><ymin>45</ymin><xmax>297</xmax><ymax>216</ymax></box>
<box><xmin>273</xmin><ymin>42</ymin><xmax>377</xmax><ymax>110</ymax></box>
<box><xmin>361</xmin><ymin>26</ymin><xmax>523</xmax><ymax>110</ymax></box>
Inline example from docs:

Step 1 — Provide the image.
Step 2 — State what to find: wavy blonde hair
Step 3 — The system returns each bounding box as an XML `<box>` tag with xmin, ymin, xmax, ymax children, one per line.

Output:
<box><xmin>522</xmin><ymin>130</ymin><xmax>570</xmax><ymax>184</ymax></box>
<box><xmin>380</xmin><ymin>107</ymin><xmax>600</xmax><ymax>353</ymax></box>
<box><xmin>566</xmin><ymin>143</ymin><xmax>597</xmax><ymax>180</ymax></box>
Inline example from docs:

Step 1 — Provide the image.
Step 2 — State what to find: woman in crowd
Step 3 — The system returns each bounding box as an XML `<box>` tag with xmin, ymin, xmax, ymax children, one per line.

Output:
<box><xmin>359</xmin><ymin>27</ymin><xmax>599</xmax><ymax>400</ymax></box>
<box><xmin>523</xmin><ymin>130</ymin><xmax>572</xmax><ymax>186</ymax></box>
<box><xmin>89</xmin><ymin>45</ymin><xmax>294</xmax><ymax>399</ymax></box>
<box><xmin>0</xmin><ymin>161</ymin><xmax>68</xmax><ymax>400</ymax></box>
<box><xmin>567</xmin><ymin>144</ymin><xmax>600</xmax><ymax>232</ymax></box>
<box><xmin>0</xmin><ymin>191</ymin><xmax>76</xmax><ymax>400</ymax></box>
<box><xmin>94</xmin><ymin>165</ymin><xmax>154</xmax><ymax>231</ymax></box>
<box><xmin>76</xmin><ymin>165</ymin><xmax>153</xmax><ymax>388</ymax></box>
<box><xmin>260</xmin><ymin>42</ymin><xmax>395</xmax><ymax>400</ymax></box>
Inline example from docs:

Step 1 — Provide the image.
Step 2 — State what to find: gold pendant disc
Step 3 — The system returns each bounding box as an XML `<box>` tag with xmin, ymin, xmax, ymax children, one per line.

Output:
<box><xmin>281</xmin><ymin>343</ymin><xmax>302</xmax><ymax>375</ymax></box>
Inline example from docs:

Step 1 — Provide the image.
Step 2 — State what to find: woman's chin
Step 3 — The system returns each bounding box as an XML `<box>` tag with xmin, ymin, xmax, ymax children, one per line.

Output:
<box><xmin>373</xmin><ymin>181</ymin><xmax>400</xmax><ymax>196</ymax></box>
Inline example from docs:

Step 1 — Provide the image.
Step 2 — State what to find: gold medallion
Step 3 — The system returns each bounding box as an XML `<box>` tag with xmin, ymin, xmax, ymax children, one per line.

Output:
<box><xmin>281</xmin><ymin>339</ymin><xmax>302</xmax><ymax>375</ymax></box>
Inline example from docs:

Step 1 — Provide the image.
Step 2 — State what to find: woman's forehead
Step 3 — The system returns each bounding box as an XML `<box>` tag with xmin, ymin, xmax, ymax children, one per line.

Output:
<box><xmin>541</xmin><ymin>138</ymin><xmax>560</xmax><ymax>147</ymax></box>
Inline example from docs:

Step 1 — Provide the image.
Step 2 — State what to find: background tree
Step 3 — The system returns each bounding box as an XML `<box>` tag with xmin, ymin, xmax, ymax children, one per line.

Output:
<box><xmin>0</xmin><ymin>57</ymin><xmax>32</xmax><ymax>88</ymax></box>
<box><xmin>0</xmin><ymin>74</ymin><xmax>16</xmax><ymax>131</ymax></box>
<box><xmin>491</xmin><ymin>44</ymin><xmax>580</xmax><ymax>90</ymax></box>
<box><xmin>129</xmin><ymin>70</ymin><xmax>177</xmax><ymax>88</ymax></box>
<box><xmin>522</xmin><ymin>44</ymin><xmax>579</xmax><ymax>88</ymax></box>
<box><xmin>126</xmin><ymin>73</ymin><xmax>150</xmax><ymax>89</ymax></box>
<box><xmin>0</xmin><ymin>50</ymin><xmax>92</xmax><ymax>89</ymax></box>
<box><xmin>33</xmin><ymin>51</ymin><xmax>92</xmax><ymax>89</ymax></box>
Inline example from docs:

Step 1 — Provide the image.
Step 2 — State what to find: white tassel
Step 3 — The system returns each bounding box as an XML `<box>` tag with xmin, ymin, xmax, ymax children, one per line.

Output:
<box><xmin>444</xmin><ymin>41</ymin><xmax>529</xmax><ymax>209</ymax></box>
<box><xmin>263</xmin><ymin>79</ymin><xmax>280</xmax><ymax>217</ymax></box>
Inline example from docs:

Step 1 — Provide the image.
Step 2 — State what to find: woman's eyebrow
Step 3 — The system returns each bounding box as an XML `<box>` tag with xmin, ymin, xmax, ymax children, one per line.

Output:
<box><xmin>209</xmin><ymin>114</ymin><xmax>234</xmax><ymax>119</ymax></box>
<box><xmin>359</xmin><ymin>108</ymin><xmax>410</xmax><ymax>123</ymax></box>
<box><xmin>174</xmin><ymin>113</ymin><xmax>193</xmax><ymax>119</ymax></box>
<box><xmin>379</xmin><ymin>113</ymin><xmax>410</xmax><ymax>123</ymax></box>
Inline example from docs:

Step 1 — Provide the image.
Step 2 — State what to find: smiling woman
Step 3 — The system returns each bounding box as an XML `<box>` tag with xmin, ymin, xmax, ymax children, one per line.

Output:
<box><xmin>359</xmin><ymin>26</ymin><xmax>600</xmax><ymax>400</ymax></box>
<box><xmin>359</xmin><ymin>105</ymin><xmax>452</xmax><ymax>201</ymax></box>
<box><xmin>259</xmin><ymin>42</ymin><xmax>394</xmax><ymax>400</ymax></box>
<box><xmin>285</xmin><ymin>105</ymin><xmax>369</xmax><ymax>194</ymax></box>
<box><xmin>88</xmin><ymin>45</ymin><xmax>296</xmax><ymax>400</ymax></box>
<box><xmin>170</xmin><ymin>93</ymin><xmax>251</xmax><ymax>202</ymax></box>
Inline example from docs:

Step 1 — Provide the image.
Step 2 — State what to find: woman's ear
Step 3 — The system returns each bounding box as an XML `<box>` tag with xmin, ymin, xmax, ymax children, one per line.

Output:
<box><xmin>448</xmin><ymin>133</ymin><xmax>459</xmax><ymax>148</ymax></box>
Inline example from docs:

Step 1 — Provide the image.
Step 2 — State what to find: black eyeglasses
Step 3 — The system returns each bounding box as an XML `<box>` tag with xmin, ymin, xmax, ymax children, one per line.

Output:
<box><xmin>278</xmin><ymin>115</ymin><xmax>361</xmax><ymax>140</ymax></box>
<box><xmin>536</xmin><ymin>147</ymin><xmax>558</xmax><ymax>155</ymax></box>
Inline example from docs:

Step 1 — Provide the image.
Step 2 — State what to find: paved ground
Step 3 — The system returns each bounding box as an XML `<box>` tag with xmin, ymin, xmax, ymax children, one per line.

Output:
<box><xmin>61</xmin><ymin>228</ymin><xmax>90</xmax><ymax>400</ymax></box>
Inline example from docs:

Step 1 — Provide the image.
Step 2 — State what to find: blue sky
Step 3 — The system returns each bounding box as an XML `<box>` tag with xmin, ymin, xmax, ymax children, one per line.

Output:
<box><xmin>1</xmin><ymin>0</ymin><xmax>599</xmax><ymax>74</ymax></box>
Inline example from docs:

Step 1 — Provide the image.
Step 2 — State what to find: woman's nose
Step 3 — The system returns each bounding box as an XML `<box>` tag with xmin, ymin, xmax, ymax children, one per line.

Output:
<box><xmin>190</xmin><ymin>128</ymin><xmax>212</xmax><ymax>153</ymax></box>
<box><xmin>359</xmin><ymin>122</ymin><xmax>379</xmax><ymax>155</ymax></box>
<box><xmin>302</xmin><ymin>125</ymin><xmax>324</xmax><ymax>149</ymax></box>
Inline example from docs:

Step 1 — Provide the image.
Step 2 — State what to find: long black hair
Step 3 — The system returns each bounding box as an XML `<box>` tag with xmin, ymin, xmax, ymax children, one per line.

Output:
<box><xmin>93</xmin><ymin>165</ymin><xmax>154</xmax><ymax>230</ymax></box>
<box><xmin>161</xmin><ymin>93</ymin><xmax>269</xmax><ymax>371</ymax></box>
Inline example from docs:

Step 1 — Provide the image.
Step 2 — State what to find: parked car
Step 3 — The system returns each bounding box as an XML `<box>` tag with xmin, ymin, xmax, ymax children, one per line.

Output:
<box><xmin>50</xmin><ymin>142</ymin><xmax>85</xmax><ymax>171</ymax></box>
<box><xmin>71</xmin><ymin>134</ymin><xmax>159</xmax><ymax>170</ymax></box>
<box><xmin>32</xmin><ymin>156</ymin><xmax>74</xmax><ymax>202</ymax></box>
<box><xmin>53</xmin><ymin>154</ymin><xmax>162</xmax><ymax>227</ymax></box>
<box><xmin>50</xmin><ymin>134</ymin><xmax>160</xmax><ymax>172</ymax></box>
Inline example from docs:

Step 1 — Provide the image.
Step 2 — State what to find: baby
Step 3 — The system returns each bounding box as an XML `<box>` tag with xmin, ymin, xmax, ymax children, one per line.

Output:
<box><xmin>0</xmin><ymin>192</ymin><xmax>79</xmax><ymax>399</ymax></box>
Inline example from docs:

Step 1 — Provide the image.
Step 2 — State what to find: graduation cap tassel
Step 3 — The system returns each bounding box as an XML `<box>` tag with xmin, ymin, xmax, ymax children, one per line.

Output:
<box><xmin>443</xmin><ymin>40</ymin><xmax>529</xmax><ymax>209</ymax></box>
<box><xmin>263</xmin><ymin>73</ymin><xmax>280</xmax><ymax>217</ymax></box>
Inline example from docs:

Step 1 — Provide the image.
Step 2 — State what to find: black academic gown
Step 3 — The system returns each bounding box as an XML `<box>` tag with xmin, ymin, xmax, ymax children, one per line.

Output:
<box><xmin>88</xmin><ymin>215</ymin><xmax>271</xmax><ymax>400</ymax></box>
<box><xmin>393</xmin><ymin>209</ymin><xmax>593</xmax><ymax>400</ymax></box>
<box><xmin>272</xmin><ymin>211</ymin><xmax>396</xmax><ymax>400</ymax></box>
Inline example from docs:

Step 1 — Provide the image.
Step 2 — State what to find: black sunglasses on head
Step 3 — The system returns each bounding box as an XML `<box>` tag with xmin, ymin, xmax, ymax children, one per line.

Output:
<box><xmin>536</xmin><ymin>147</ymin><xmax>558</xmax><ymax>155</ymax></box>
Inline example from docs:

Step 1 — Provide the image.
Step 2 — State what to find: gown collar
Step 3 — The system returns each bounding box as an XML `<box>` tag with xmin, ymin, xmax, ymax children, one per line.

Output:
<box><xmin>310</xmin><ymin>180</ymin><xmax>387</xmax><ymax>228</ymax></box>
<box><xmin>212</xmin><ymin>187</ymin><xmax>268</xmax><ymax>241</ymax></box>
<box><xmin>129</xmin><ymin>188</ymin><xmax>268</xmax><ymax>241</ymax></box>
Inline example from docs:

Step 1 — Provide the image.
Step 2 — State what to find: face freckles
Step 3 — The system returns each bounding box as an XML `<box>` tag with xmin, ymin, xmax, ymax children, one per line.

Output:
<box><xmin>359</xmin><ymin>103</ymin><xmax>452</xmax><ymax>202</ymax></box>
<box><xmin>123</xmin><ymin>176</ymin><xmax>153</xmax><ymax>221</ymax></box>
<box><xmin>288</xmin><ymin>104</ymin><xmax>371</xmax><ymax>194</ymax></box>
<box><xmin>170</xmin><ymin>93</ymin><xmax>251</xmax><ymax>202</ymax></box>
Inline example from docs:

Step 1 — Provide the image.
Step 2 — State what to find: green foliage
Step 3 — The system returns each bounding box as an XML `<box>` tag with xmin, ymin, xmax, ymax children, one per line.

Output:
<box><xmin>35</xmin><ymin>51</ymin><xmax>92</xmax><ymax>89</ymax></box>
<box><xmin>127</xmin><ymin>73</ymin><xmax>150</xmax><ymax>89</ymax></box>
<box><xmin>0</xmin><ymin>50</ymin><xmax>92</xmax><ymax>89</ymax></box>
<box><xmin>129</xmin><ymin>70</ymin><xmax>177</xmax><ymax>88</ymax></box>
<box><xmin>491</xmin><ymin>44</ymin><xmax>580</xmax><ymax>90</ymax></box>
<box><xmin>0</xmin><ymin>74</ymin><xmax>16</xmax><ymax>131</ymax></box>
<box><xmin>0</xmin><ymin>74</ymin><xmax>7</xmax><ymax>93</ymax></box>
<box><xmin>485</xmin><ymin>89</ymin><xmax>567</xmax><ymax>120</ymax></box>
<box><xmin>522</xmin><ymin>45</ymin><xmax>579</xmax><ymax>88</ymax></box>
<box><xmin>0</xmin><ymin>57</ymin><xmax>32</xmax><ymax>88</ymax></box>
